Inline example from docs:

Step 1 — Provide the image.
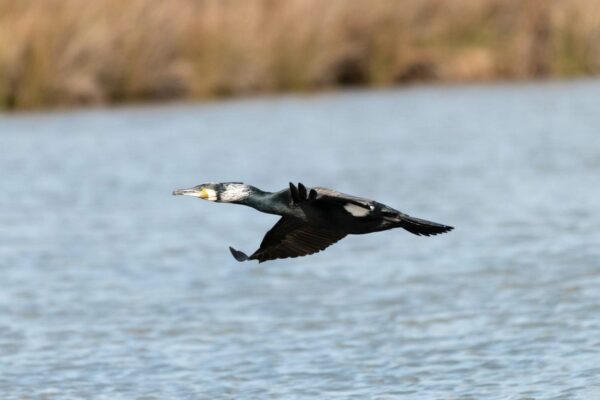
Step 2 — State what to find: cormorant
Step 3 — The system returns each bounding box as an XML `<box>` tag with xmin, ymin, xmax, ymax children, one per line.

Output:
<box><xmin>173</xmin><ymin>182</ymin><xmax>453</xmax><ymax>263</ymax></box>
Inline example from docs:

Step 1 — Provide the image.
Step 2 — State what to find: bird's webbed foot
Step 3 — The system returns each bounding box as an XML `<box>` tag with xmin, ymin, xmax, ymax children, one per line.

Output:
<box><xmin>289</xmin><ymin>182</ymin><xmax>317</xmax><ymax>206</ymax></box>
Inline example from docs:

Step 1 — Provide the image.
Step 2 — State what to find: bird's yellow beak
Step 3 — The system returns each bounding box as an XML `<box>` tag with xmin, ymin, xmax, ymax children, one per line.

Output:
<box><xmin>172</xmin><ymin>186</ymin><xmax>217</xmax><ymax>201</ymax></box>
<box><xmin>172</xmin><ymin>187</ymin><xmax>208</xmax><ymax>198</ymax></box>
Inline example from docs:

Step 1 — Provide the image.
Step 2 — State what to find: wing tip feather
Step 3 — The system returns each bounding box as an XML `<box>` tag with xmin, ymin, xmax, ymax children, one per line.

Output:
<box><xmin>229</xmin><ymin>246</ymin><xmax>249</xmax><ymax>262</ymax></box>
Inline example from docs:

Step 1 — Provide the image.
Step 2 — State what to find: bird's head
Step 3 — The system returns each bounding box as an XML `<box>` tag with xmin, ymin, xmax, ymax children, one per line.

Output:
<box><xmin>172</xmin><ymin>182</ymin><xmax>252</xmax><ymax>203</ymax></box>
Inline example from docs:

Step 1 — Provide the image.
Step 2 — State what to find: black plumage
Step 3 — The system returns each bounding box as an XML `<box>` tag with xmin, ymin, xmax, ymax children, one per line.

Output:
<box><xmin>173</xmin><ymin>182</ymin><xmax>453</xmax><ymax>263</ymax></box>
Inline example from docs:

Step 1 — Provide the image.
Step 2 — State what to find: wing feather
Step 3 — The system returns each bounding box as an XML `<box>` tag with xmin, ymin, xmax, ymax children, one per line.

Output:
<box><xmin>312</xmin><ymin>187</ymin><xmax>374</xmax><ymax>210</ymax></box>
<box><xmin>243</xmin><ymin>217</ymin><xmax>346</xmax><ymax>263</ymax></box>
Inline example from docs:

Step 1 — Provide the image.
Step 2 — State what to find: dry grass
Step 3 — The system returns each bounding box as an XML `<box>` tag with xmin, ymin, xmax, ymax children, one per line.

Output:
<box><xmin>1</xmin><ymin>0</ymin><xmax>600</xmax><ymax>109</ymax></box>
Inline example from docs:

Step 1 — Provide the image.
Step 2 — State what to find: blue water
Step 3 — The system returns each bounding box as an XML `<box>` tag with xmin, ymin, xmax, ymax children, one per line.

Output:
<box><xmin>1</xmin><ymin>80</ymin><xmax>600</xmax><ymax>399</ymax></box>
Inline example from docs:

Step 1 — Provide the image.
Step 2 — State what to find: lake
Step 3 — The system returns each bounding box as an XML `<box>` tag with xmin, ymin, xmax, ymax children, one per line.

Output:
<box><xmin>1</xmin><ymin>80</ymin><xmax>600</xmax><ymax>399</ymax></box>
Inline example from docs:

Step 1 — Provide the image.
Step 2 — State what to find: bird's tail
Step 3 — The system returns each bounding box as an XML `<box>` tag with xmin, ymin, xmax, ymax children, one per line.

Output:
<box><xmin>385</xmin><ymin>211</ymin><xmax>454</xmax><ymax>237</ymax></box>
<box><xmin>229</xmin><ymin>246</ymin><xmax>249</xmax><ymax>262</ymax></box>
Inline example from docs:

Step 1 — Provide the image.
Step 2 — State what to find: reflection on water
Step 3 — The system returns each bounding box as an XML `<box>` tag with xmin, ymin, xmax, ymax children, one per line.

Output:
<box><xmin>1</xmin><ymin>80</ymin><xmax>600</xmax><ymax>399</ymax></box>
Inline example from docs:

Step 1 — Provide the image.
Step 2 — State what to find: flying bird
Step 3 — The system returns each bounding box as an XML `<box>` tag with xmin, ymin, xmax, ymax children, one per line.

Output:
<box><xmin>173</xmin><ymin>182</ymin><xmax>453</xmax><ymax>263</ymax></box>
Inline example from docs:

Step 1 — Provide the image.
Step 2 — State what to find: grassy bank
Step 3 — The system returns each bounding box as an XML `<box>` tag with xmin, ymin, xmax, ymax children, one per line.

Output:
<box><xmin>1</xmin><ymin>0</ymin><xmax>599</xmax><ymax>110</ymax></box>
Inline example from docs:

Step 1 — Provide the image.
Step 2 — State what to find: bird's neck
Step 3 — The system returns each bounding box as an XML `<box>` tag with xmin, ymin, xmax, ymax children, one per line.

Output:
<box><xmin>238</xmin><ymin>188</ymin><xmax>283</xmax><ymax>215</ymax></box>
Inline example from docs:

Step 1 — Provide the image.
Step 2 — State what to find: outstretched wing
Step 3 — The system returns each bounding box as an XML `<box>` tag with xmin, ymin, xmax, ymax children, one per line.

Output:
<box><xmin>289</xmin><ymin>182</ymin><xmax>374</xmax><ymax>213</ymax></box>
<box><xmin>312</xmin><ymin>187</ymin><xmax>376</xmax><ymax>214</ymax></box>
<box><xmin>229</xmin><ymin>217</ymin><xmax>346</xmax><ymax>263</ymax></box>
<box><xmin>312</xmin><ymin>187</ymin><xmax>373</xmax><ymax>208</ymax></box>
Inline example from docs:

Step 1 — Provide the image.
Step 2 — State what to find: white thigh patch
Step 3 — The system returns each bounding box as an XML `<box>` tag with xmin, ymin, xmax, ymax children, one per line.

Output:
<box><xmin>343</xmin><ymin>203</ymin><xmax>371</xmax><ymax>217</ymax></box>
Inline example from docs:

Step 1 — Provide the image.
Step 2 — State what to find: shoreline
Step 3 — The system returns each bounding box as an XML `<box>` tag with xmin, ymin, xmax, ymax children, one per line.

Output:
<box><xmin>1</xmin><ymin>76</ymin><xmax>598</xmax><ymax>116</ymax></box>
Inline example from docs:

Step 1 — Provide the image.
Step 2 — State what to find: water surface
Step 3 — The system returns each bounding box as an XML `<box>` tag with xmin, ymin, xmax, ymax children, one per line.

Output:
<box><xmin>1</xmin><ymin>80</ymin><xmax>600</xmax><ymax>399</ymax></box>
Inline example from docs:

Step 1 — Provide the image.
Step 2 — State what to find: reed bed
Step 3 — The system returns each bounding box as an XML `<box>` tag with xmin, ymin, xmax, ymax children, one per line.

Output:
<box><xmin>1</xmin><ymin>0</ymin><xmax>599</xmax><ymax>109</ymax></box>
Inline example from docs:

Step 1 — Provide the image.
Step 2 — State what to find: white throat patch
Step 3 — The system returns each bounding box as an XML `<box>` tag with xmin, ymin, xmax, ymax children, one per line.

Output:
<box><xmin>220</xmin><ymin>184</ymin><xmax>251</xmax><ymax>202</ymax></box>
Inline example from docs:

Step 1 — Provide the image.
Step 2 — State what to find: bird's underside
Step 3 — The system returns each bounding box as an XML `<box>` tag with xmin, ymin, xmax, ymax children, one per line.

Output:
<box><xmin>229</xmin><ymin>182</ymin><xmax>453</xmax><ymax>263</ymax></box>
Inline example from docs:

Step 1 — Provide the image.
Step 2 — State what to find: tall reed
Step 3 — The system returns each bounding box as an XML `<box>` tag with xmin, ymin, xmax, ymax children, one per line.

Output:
<box><xmin>1</xmin><ymin>0</ymin><xmax>599</xmax><ymax>109</ymax></box>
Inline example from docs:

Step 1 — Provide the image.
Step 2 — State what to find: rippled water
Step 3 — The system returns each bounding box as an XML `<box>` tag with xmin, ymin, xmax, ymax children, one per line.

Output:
<box><xmin>1</xmin><ymin>80</ymin><xmax>600</xmax><ymax>399</ymax></box>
